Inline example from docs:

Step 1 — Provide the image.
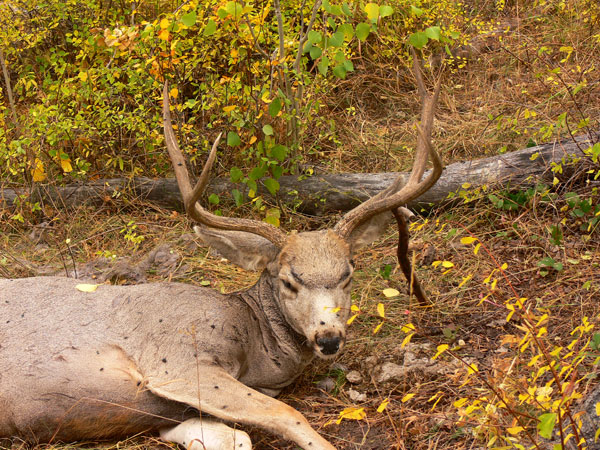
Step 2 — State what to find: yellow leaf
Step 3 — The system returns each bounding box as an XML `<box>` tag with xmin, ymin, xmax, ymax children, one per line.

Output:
<box><xmin>458</xmin><ymin>275</ymin><xmax>472</xmax><ymax>288</ymax></box>
<box><xmin>530</xmin><ymin>152</ymin><xmax>540</xmax><ymax>161</ymax></box>
<box><xmin>60</xmin><ymin>158</ymin><xmax>73</xmax><ymax>173</ymax></box>
<box><xmin>373</xmin><ymin>322</ymin><xmax>384</xmax><ymax>334</ymax></box>
<box><xmin>169</xmin><ymin>87</ymin><xmax>179</xmax><ymax>99</ymax></box>
<box><xmin>467</xmin><ymin>363</ymin><xmax>479</xmax><ymax>375</ymax></box>
<box><xmin>330</xmin><ymin>306</ymin><xmax>341</xmax><ymax>313</ymax></box>
<box><xmin>249</xmin><ymin>136</ymin><xmax>257</xmax><ymax>145</ymax></box>
<box><xmin>261</xmin><ymin>91</ymin><xmax>272</xmax><ymax>103</ymax></box>
<box><xmin>347</xmin><ymin>314</ymin><xmax>359</xmax><ymax>325</ymax></box>
<box><xmin>351</xmin><ymin>304</ymin><xmax>360</xmax><ymax>312</ymax></box>
<box><xmin>230</xmin><ymin>48</ymin><xmax>239</xmax><ymax>58</ymax></box>
<box><xmin>453</xmin><ymin>397</ymin><xmax>468</xmax><ymax>408</ymax></box>
<box><xmin>432</xmin><ymin>344</ymin><xmax>449</xmax><ymax>359</ymax></box>
<box><xmin>501</xmin><ymin>262</ymin><xmax>508</xmax><ymax>270</ymax></box>
<box><xmin>158</xmin><ymin>29</ymin><xmax>170</xmax><ymax>41</ymax></box>
<box><xmin>32</xmin><ymin>158</ymin><xmax>47</xmax><ymax>182</ymax></box>
<box><xmin>159</xmin><ymin>18</ymin><xmax>170</xmax><ymax>29</ymax></box>
<box><xmin>76</xmin><ymin>284</ymin><xmax>99</xmax><ymax>293</ymax></box>
<box><xmin>473</xmin><ymin>243</ymin><xmax>481</xmax><ymax>255</ymax></box>
<box><xmin>382</xmin><ymin>288</ymin><xmax>399</xmax><ymax>298</ymax></box>
<box><xmin>461</xmin><ymin>182</ymin><xmax>471</xmax><ymax>189</ymax></box>
<box><xmin>507</xmin><ymin>426</ymin><xmax>524</xmax><ymax>435</ymax></box>
<box><xmin>441</xmin><ymin>261</ymin><xmax>454</xmax><ymax>268</ymax></box>
<box><xmin>401</xmin><ymin>393</ymin><xmax>415</xmax><ymax>403</ymax></box>
<box><xmin>460</xmin><ymin>236</ymin><xmax>478</xmax><ymax>245</ymax></box>
<box><xmin>377</xmin><ymin>398</ymin><xmax>390</xmax><ymax>412</ymax></box>
<box><xmin>595</xmin><ymin>402</ymin><xmax>600</xmax><ymax>416</ymax></box>
<box><xmin>377</xmin><ymin>303</ymin><xmax>385</xmax><ymax>318</ymax></box>
<box><xmin>401</xmin><ymin>333</ymin><xmax>413</xmax><ymax>347</ymax></box>
<box><xmin>401</xmin><ymin>323</ymin><xmax>415</xmax><ymax>333</ymax></box>
<box><xmin>336</xmin><ymin>407</ymin><xmax>365</xmax><ymax>424</ymax></box>
<box><xmin>78</xmin><ymin>71</ymin><xmax>88</xmax><ymax>82</ymax></box>
<box><xmin>223</xmin><ymin>105</ymin><xmax>236</xmax><ymax>112</ymax></box>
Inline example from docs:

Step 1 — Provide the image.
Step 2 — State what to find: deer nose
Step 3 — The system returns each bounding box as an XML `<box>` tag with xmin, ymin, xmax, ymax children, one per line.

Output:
<box><xmin>316</xmin><ymin>336</ymin><xmax>341</xmax><ymax>355</ymax></box>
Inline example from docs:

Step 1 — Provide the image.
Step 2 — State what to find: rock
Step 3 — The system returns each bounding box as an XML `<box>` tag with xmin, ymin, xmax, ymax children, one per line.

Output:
<box><xmin>374</xmin><ymin>362</ymin><xmax>408</xmax><ymax>384</ymax></box>
<box><xmin>348</xmin><ymin>388</ymin><xmax>367</xmax><ymax>402</ymax></box>
<box><xmin>316</xmin><ymin>377</ymin><xmax>336</xmax><ymax>393</ymax></box>
<box><xmin>330</xmin><ymin>362</ymin><xmax>348</xmax><ymax>372</ymax></box>
<box><xmin>346</xmin><ymin>370</ymin><xmax>363</xmax><ymax>384</ymax></box>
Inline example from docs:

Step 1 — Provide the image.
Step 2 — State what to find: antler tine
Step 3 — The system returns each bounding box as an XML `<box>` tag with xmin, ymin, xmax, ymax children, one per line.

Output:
<box><xmin>334</xmin><ymin>58</ymin><xmax>443</xmax><ymax>239</ymax></box>
<box><xmin>162</xmin><ymin>83</ymin><xmax>287</xmax><ymax>248</ymax></box>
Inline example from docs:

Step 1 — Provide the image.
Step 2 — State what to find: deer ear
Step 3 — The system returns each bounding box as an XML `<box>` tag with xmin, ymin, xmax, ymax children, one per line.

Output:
<box><xmin>194</xmin><ymin>226</ymin><xmax>279</xmax><ymax>271</ymax></box>
<box><xmin>346</xmin><ymin>211</ymin><xmax>394</xmax><ymax>252</ymax></box>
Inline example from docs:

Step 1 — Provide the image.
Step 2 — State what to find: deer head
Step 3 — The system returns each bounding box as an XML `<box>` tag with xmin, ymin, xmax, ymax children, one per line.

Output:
<box><xmin>162</xmin><ymin>60</ymin><xmax>442</xmax><ymax>360</ymax></box>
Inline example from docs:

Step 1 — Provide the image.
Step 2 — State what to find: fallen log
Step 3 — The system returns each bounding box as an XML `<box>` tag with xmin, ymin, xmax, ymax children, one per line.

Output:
<box><xmin>1</xmin><ymin>133</ymin><xmax>596</xmax><ymax>216</ymax></box>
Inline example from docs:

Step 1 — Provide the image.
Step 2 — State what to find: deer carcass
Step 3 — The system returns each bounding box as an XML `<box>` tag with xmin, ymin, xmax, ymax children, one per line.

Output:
<box><xmin>0</xmin><ymin>63</ymin><xmax>442</xmax><ymax>450</ymax></box>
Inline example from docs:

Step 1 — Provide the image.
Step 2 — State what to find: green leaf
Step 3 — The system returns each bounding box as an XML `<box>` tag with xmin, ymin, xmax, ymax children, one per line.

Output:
<box><xmin>409</xmin><ymin>31</ymin><xmax>428</xmax><ymax>49</ymax></box>
<box><xmin>342</xmin><ymin>2</ymin><xmax>352</xmax><ymax>16</ymax></box>
<box><xmin>204</xmin><ymin>19</ymin><xmax>217</xmax><ymax>36</ymax></box>
<box><xmin>332</xmin><ymin>64</ymin><xmax>347</xmax><ymax>79</ymax></box>
<box><xmin>379</xmin><ymin>5</ymin><xmax>394</xmax><ymax>17</ymax></box>
<box><xmin>343</xmin><ymin>59</ymin><xmax>354</xmax><ymax>72</ymax></box>
<box><xmin>230</xmin><ymin>167</ymin><xmax>243</xmax><ymax>182</ymax></box>
<box><xmin>227</xmin><ymin>131</ymin><xmax>241</xmax><ymax>147</ymax></box>
<box><xmin>249</xmin><ymin>164</ymin><xmax>267</xmax><ymax>181</ymax></box>
<box><xmin>232</xmin><ymin>189</ymin><xmax>244</xmax><ymax>206</ymax></box>
<box><xmin>425</xmin><ymin>26</ymin><xmax>441</xmax><ymax>41</ymax></box>
<box><xmin>318</xmin><ymin>56</ymin><xmax>330</xmax><ymax>75</ymax></box>
<box><xmin>410</xmin><ymin>5</ymin><xmax>424</xmax><ymax>16</ymax></box>
<box><xmin>262</xmin><ymin>124</ymin><xmax>274</xmax><ymax>136</ymax></box>
<box><xmin>338</xmin><ymin>23</ymin><xmax>354</xmax><ymax>39</ymax></box>
<box><xmin>538</xmin><ymin>413</ymin><xmax>557</xmax><ymax>439</ymax></box>
<box><xmin>270</xmin><ymin>144</ymin><xmax>288</xmax><ymax>161</ymax></box>
<box><xmin>224</xmin><ymin>1</ymin><xmax>243</xmax><ymax>19</ymax></box>
<box><xmin>334</xmin><ymin>50</ymin><xmax>346</xmax><ymax>63</ymax></box>
<box><xmin>329</xmin><ymin>4</ymin><xmax>342</xmax><ymax>15</ymax></box>
<box><xmin>181</xmin><ymin>10</ymin><xmax>196</xmax><ymax>27</ymax></box>
<box><xmin>364</xmin><ymin>3</ymin><xmax>380</xmax><ymax>21</ymax></box>
<box><xmin>355</xmin><ymin>23</ymin><xmax>371</xmax><ymax>41</ymax></box>
<box><xmin>329</xmin><ymin>31</ymin><xmax>345</xmax><ymax>47</ymax></box>
<box><xmin>264</xmin><ymin>208</ymin><xmax>280</xmax><ymax>227</ymax></box>
<box><xmin>269</xmin><ymin>98</ymin><xmax>282</xmax><ymax>117</ymax></box>
<box><xmin>208</xmin><ymin>193</ymin><xmax>220</xmax><ymax>205</ymax></box>
<box><xmin>271</xmin><ymin>165</ymin><xmax>284</xmax><ymax>180</ymax></box>
<box><xmin>308</xmin><ymin>30</ymin><xmax>322</xmax><ymax>44</ymax></box>
<box><xmin>309</xmin><ymin>46</ymin><xmax>323</xmax><ymax>59</ymax></box>
<box><xmin>263</xmin><ymin>178</ymin><xmax>280</xmax><ymax>195</ymax></box>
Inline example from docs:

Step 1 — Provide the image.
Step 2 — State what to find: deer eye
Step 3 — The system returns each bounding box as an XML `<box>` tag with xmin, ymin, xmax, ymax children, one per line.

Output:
<box><xmin>281</xmin><ymin>279</ymin><xmax>298</xmax><ymax>293</ymax></box>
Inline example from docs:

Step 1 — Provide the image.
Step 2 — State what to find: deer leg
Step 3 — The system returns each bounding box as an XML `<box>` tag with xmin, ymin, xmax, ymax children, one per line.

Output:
<box><xmin>160</xmin><ymin>417</ymin><xmax>252</xmax><ymax>450</ymax></box>
<box><xmin>147</xmin><ymin>366</ymin><xmax>336</xmax><ymax>450</ymax></box>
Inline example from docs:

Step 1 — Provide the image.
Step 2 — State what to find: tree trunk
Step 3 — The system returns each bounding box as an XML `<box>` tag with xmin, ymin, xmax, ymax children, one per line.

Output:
<box><xmin>1</xmin><ymin>133</ymin><xmax>596</xmax><ymax>216</ymax></box>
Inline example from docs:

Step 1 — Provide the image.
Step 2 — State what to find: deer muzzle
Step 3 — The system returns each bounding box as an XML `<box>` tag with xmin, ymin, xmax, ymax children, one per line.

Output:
<box><xmin>313</xmin><ymin>331</ymin><xmax>345</xmax><ymax>358</ymax></box>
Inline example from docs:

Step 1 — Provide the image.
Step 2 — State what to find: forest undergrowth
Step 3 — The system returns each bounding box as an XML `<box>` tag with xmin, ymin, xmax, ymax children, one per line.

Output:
<box><xmin>1</xmin><ymin>0</ymin><xmax>600</xmax><ymax>449</ymax></box>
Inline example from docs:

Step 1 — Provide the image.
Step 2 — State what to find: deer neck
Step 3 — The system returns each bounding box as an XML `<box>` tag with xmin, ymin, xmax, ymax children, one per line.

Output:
<box><xmin>240</xmin><ymin>271</ymin><xmax>314</xmax><ymax>367</ymax></box>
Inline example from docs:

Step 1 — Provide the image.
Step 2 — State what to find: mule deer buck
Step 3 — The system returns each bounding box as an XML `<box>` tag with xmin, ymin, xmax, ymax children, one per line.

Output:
<box><xmin>0</xmin><ymin>61</ymin><xmax>442</xmax><ymax>450</ymax></box>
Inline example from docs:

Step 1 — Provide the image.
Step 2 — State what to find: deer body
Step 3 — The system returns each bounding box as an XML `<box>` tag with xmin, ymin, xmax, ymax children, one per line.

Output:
<box><xmin>0</xmin><ymin>263</ymin><xmax>322</xmax><ymax>443</ymax></box>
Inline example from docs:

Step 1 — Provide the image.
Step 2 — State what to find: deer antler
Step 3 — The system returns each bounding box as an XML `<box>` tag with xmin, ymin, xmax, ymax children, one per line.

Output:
<box><xmin>163</xmin><ymin>83</ymin><xmax>287</xmax><ymax>247</ymax></box>
<box><xmin>334</xmin><ymin>57</ymin><xmax>443</xmax><ymax>239</ymax></box>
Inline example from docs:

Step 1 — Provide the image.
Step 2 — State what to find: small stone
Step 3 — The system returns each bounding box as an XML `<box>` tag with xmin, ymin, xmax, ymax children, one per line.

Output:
<box><xmin>347</xmin><ymin>388</ymin><xmax>367</xmax><ymax>402</ymax></box>
<box><xmin>330</xmin><ymin>362</ymin><xmax>348</xmax><ymax>372</ymax></box>
<box><xmin>346</xmin><ymin>370</ymin><xmax>363</xmax><ymax>384</ymax></box>
<box><xmin>316</xmin><ymin>377</ymin><xmax>336</xmax><ymax>393</ymax></box>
